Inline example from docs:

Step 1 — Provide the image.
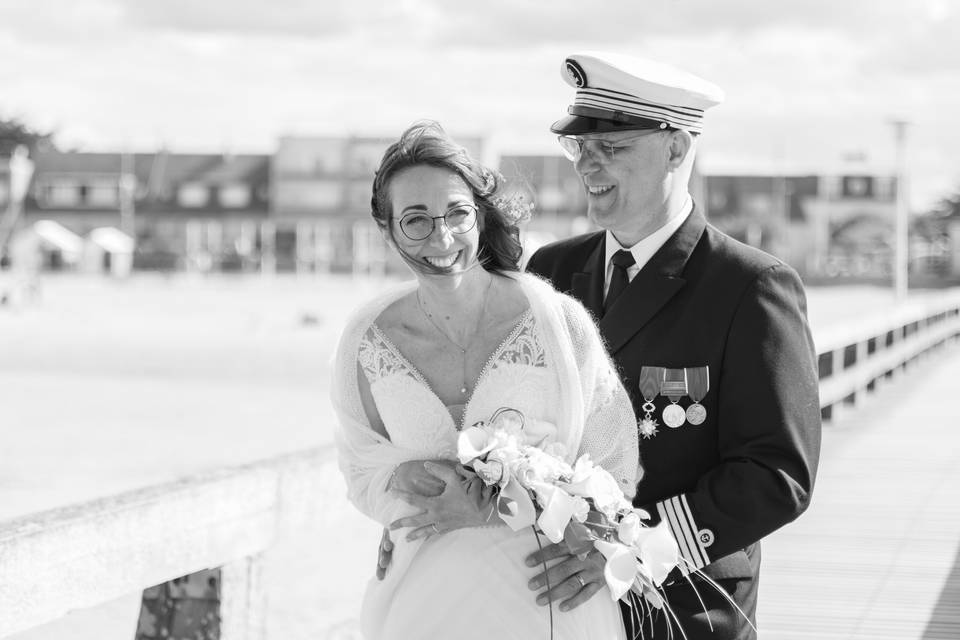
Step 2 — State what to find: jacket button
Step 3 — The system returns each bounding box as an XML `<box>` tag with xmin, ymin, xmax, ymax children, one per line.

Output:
<box><xmin>698</xmin><ymin>529</ymin><xmax>715</xmax><ymax>547</ymax></box>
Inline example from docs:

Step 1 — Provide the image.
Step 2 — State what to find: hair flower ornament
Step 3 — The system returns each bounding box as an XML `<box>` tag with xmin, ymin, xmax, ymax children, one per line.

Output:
<box><xmin>492</xmin><ymin>193</ymin><xmax>535</xmax><ymax>226</ymax></box>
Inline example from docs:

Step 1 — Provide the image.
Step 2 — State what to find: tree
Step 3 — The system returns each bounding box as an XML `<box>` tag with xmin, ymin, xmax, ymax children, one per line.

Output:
<box><xmin>932</xmin><ymin>191</ymin><xmax>960</xmax><ymax>219</ymax></box>
<box><xmin>0</xmin><ymin>117</ymin><xmax>55</xmax><ymax>157</ymax></box>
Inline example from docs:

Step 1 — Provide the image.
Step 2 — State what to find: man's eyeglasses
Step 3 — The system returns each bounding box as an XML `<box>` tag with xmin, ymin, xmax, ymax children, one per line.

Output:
<box><xmin>397</xmin><ymin>204</ymin><xmax>478</xmax><ymax>241</ymax></box>
<box><xmin>557</xmin><ymin>129</ymin><xmax>666</xmax><ymax>163</ymax></box>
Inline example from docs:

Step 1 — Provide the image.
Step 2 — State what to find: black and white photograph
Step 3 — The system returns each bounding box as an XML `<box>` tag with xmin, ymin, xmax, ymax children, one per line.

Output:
<box><xmin>2</xmin><ymin>2</ymin><xmax>959</xmax><ymax>639</ymax></box>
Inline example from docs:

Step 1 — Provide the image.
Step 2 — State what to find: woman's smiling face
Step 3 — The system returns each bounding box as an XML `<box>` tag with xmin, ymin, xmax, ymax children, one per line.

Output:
<box><xmin>387</xmin><ymin>164</ymin><xmax>480</xmax><ymax>275</ymax></box>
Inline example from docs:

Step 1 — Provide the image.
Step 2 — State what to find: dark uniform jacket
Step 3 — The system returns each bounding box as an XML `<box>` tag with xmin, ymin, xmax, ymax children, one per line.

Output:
<box><xmin>527</xmin><ymin>206</ymin><xmax>822</xmax><ymax>639</ymax></box>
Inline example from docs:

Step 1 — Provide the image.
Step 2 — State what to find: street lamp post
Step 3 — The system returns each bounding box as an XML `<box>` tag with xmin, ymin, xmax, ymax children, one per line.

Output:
<box><xmin>890</xmin><ymin>120</ymin><xmax>909</xmax><ymax>300</ymax></box>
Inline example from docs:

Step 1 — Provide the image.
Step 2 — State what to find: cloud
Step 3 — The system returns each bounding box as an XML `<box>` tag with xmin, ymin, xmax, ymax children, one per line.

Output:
<box><xmin>1</xmin><ymin>0</ymin><xmax>957</xmax><ymax>207</ymax></box>
<box><xmin>107</xmin><ymin>0</ymin><xmax>945</xmax><ymax>45</ymax></box>
<box><xmin>119</xmin><ymin>0</ymin><xmax>409</xmax><ymax>38</ymax></box>
<box><xmin>0</xmin><ymin>0</ymin><xmax>124</xmax><ymax>44</ymax></box>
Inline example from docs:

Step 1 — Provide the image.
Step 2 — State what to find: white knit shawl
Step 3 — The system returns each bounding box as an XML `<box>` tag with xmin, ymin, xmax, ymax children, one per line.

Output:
<box><xmin>331</xmin><ymin>271</ymin><xmax>640</xmax><ymax>528</ymax></box>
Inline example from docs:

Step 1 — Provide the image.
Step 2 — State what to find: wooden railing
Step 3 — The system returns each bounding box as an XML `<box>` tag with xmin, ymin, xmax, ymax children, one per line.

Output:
<box><xmin>3</xmin><ymin>291</ymin><xmax>960</xmax><ymax>639</ymax></box>
<box><xmin>0</xmin><ymin>448</ymin><xmax>342</xmax><ymax>639</ymax></box>
<box><xmin>814</xmin><ymin>291</ymin><xmax>960</xmax><ymax>421</ymax></box>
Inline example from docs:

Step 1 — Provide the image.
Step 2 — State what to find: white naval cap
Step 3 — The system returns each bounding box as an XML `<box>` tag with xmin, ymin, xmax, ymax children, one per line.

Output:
<box><xmin>551</xmin><ymin>51</ymin><xmax>725</xmax><ymax>136</ymax></box>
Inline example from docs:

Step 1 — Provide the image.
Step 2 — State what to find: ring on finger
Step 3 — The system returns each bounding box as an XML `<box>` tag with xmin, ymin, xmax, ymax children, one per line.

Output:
<box><xmin>431</xmin><ymin>523</ymin><xmax>439</xmax><ymax>533</ymax></box>
<box><xmin>574</xmin><ymin>574</ymin><xmax>586</xmax><ymax>589</ymax></box>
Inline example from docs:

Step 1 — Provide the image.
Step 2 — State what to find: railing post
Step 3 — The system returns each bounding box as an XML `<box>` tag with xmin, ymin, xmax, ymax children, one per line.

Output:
<box><xmin>221</xmin><ymin>554</ymin><xmax>267</xmax><ymax>640</ymax></box>
<box><xmin>831</xmin><ymin>347</ymin><xmax>846</xmax><ymax>421</ymax></box>
<box><xmin>854</xmin><ymin>338</ymin><xmax>870</xmax><ymax>406</ymax></box>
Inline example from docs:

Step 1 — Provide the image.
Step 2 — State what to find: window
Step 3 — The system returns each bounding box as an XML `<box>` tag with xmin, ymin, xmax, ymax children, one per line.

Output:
<box><xmin>43</xmin><ymin>179</ymin><xmax>81</xmax><ymax>207</ymax></box>
<box><xmin>178</xmin><ymin>183</ymin><xmax>210</xmax><ymax>207</ymax></box>
<box><xmin>744</xmin><ymin>193</ymin><xmax>772</xmax><ymax>216</ymax></box>
<box><xmin>86</xmin><ymin>180</ymin><xmax>120</xmax><ymax>207</ymax></box>
<box><xmin>218</xmin><ymin>183</ymin><xmax>251</xmax><ymax>208</ymax></box>
<box><xmin>346</xmin><ymin>180</ymin><xmax>373</xmax><ymax>210</ymax></box>
<box><xmin>275</xmin><ymin>138</ymin><xmax>346</xmax><ymax>175</ymax></box>
<box><xmin>273</xmin><ymin>180</ymin><xmax>341</xmax><ymax>211</ymax></box>
<box><xmin>842</xmin><ymin>176</ymin><xmax>874</xmax><ymax>199</ymax></box>
<box><xmin>347</xmin><ymin>141</ymin><xmax>390</xmax><ymax>176</ymax></box>
<box><xmin>709</xmin><ymin>191</ymin><xmax>728</xmax><ymax>210</ymax></box>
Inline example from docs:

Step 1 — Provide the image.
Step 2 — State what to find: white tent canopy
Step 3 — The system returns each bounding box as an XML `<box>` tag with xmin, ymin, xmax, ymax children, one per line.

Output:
<box><xmin>88</xmin><ymin>227</ymin><xmax>134</xmax><ymax>253</ymax></box>
<box><xmin>31</xmin><ymin>220</ymin><xmax>84</xmax><ymax>253</ymax></box>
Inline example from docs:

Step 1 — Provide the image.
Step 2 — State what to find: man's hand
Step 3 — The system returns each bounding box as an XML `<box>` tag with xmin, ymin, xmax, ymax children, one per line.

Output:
<box><xmin>377</xmin><ymin>460</ymin><xmax>469</xmax><ymax>581</ymax></box>
<box><xmin>525</xmin><ymin>541</ymin><xmax>606</xmax><ymax>612</ymax></box>
<box><xmin>375</xmin><ymin>527</ymin><xmax>393</xmax><ymax>581</ymax></box>
<box><xmin>389</xmin><ymin>459</ymin><xmax>454</xmax><ymax>497</ymax></box>
<box><xmin>389</xmin><ymin>462</ymin><xmax>495</xmax><ymax>541</ymax></box>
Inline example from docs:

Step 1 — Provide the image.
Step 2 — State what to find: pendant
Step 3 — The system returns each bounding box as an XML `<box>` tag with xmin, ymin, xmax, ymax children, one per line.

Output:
<box><xmin>685</xmin><ymin>402</ymin><xmax>707</xmax><ymax>426</ymax></box>
<box><xmin>662</xmin><ymin>403</ymin><xmax>686</xmax><ymax>429</ymax></box>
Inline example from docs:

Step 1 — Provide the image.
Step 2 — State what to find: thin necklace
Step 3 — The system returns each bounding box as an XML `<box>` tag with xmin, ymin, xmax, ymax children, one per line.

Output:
<box><xmin>417</xmin><ymin>277</ymin><xmax>494</xmax><ymax>396</ymax></box>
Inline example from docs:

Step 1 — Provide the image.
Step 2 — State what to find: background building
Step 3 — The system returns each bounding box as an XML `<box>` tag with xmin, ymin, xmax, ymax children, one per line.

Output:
<box><xmin>704</xmin><ymin>171</ymin><xmax>898</xmax><ymax>281</ymax></box>
<box><xmin>12</xmin><ymin>150</ymin><xmax>270</xmax><ymax>273</ymax></box>
<box><xmin>7</xmin><ymin>142</ymin><xmax>956</xmax><ymax>287</ymax></box>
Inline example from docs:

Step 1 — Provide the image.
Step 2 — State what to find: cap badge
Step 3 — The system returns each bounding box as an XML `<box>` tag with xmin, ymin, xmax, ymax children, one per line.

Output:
<box><xmin>564</xmin><ymin>59</ymin><xmax>587</xmax><ymax>87</ymax></box>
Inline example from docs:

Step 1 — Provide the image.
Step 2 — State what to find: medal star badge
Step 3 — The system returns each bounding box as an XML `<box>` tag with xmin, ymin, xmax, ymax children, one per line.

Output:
<box><xmin>638</xmin><ymin>414</ymin><xmax>659</xmax><ymax>439</ymax></box>
<box><xmin>637</xmin><ymin>366</ymin><xmax>664</xmax><ymax>439</ymax></box>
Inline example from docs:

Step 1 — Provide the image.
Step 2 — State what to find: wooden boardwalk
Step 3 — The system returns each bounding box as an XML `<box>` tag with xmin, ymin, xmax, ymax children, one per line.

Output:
<box><xmin>761</xmin><ymin>343</ymin><xmax>960</xmax><ymax>639</ymax></box>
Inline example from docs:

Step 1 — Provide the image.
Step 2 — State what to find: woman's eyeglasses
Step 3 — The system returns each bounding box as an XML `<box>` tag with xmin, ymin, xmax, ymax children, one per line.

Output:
<box><xmin>397</xmin><ymin>204</ymin><xmax>478</xmax><ymax>241</ymax></box>
<box><xmin>557</xmin><ymin>129</ymin><xmax>666</xmax><ymax>163</ymax></box>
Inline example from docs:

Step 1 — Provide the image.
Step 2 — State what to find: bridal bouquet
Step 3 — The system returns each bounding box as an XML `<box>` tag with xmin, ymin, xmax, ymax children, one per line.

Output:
<box><xmin>457</xmin><ymin>407</ymin><xmax>680</xmax><ymax>608</ymax></box>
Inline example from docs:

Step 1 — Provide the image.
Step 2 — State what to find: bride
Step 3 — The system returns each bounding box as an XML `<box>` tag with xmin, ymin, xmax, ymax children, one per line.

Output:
<box><xmin>332</xmin><ymin>121</ymin><xmax>639</xmax><ymax>639</ymax></box>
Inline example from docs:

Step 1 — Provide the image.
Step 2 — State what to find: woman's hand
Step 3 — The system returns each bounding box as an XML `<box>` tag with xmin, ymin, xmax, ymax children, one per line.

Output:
<box><xmin>390</xmin><ymin>462</ymin><xmax>497</xmax><ymax>541</ymax></box>
<box><xmin>389</xmin><ymin>459</ymin><xmax>454</xmax><ymax>497</ymax></box>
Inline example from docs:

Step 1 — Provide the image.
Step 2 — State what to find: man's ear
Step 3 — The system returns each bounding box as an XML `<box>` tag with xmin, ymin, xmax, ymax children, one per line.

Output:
<box><xmin>666</xmin><ymin>130</ymin><xmax>694</xmax><ymax>169</ymax></box>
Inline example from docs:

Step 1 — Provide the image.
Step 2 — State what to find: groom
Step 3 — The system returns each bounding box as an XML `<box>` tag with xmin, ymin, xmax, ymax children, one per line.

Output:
<box><xmin>523</xmin><ymin>52</ymin><xmax>822</xmax><ymax>638</ymax></box>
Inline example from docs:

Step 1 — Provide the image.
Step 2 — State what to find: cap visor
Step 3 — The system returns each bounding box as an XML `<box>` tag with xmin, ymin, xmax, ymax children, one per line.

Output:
<box><xmin>550</xmin><ymin>114</ymin><xmax>634</xmax><ymax>135</ymax></box>
<box><xmin>550</xmin><ymin>113</ymin><xmax>664</xmax><ymax>135</ymax></box>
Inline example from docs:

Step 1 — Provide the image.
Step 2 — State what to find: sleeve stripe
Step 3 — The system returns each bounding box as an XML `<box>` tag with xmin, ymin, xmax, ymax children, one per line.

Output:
<box><xmin>657</xmin><ymin>500</ymin><xmax>694</xmax><ymax>576</ymax></box>
<box><xmin>657</xmin><ymin>495</ymin><xmax>708</xmax><ymax>574</ymax></box>
<box><xmin>657</xmin><ymin>501</ymin><xmax>692</xmax><ymax>570</ymax></box>
<box><xmin>659</xmin><ymin>497</ymin><xmax>704</xmax><ymax>573</ymax></box>
<box><xmin>671</xmin><ymin>496</ymin><xmax>707</xmax><ymax>569</ymax></box>
<box><xmin>679</xmin><ymin>495</ymin><xmax>711</xmax><ymax>566</ymax></box>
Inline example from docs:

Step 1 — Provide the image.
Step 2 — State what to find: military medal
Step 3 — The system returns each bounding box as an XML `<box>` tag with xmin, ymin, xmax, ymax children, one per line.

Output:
<box><xmin>637</xmin><ymin>366</ymin><xmax>663</xmax><ymax>439</ymax></box>
<box><xmin>685</xmin><ymin>366</ymin><xmax>710</xmax><ymax>426</ymax></box>
<box><xmin>660</xmin><ymin>368</ymin><xmax>688</xmax><ymax>429</ymax></box>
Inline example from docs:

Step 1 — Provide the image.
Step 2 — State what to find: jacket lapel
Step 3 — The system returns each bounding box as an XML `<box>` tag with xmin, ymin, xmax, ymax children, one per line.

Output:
<box><xmin>570</xmin><ymin>235</ymin><xmax>605</xmax><ymax>319</ymax></box>
<box><xmin>599</xmin><ymin>207</ymin><xmax>708</xmax><ymax>354</ymax></box>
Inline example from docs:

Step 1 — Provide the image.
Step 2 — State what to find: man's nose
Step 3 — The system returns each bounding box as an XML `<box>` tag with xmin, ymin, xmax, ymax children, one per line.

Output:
<box><xmin>575</xmin><ymin>146</ymin><xmax>601</xmax><ymax>175</ymax></box>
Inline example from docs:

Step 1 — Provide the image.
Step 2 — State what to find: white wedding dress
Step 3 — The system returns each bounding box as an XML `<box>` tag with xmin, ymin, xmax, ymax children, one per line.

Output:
<box><xmin>355</xmin><ymin>310</ymin><xmax>627</xmax><ymax>640</ymax></box>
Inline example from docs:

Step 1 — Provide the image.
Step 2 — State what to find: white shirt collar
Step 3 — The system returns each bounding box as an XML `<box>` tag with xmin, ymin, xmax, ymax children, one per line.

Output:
<box><xmin>604</xmin><ymin>196</ymin><xmax>693</xmax><ymax>275</ymax></box>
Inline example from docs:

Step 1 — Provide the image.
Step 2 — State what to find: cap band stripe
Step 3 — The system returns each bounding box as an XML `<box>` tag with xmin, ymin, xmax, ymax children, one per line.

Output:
<box><xmin>568</xmin><ymin>105</ymin><xmax>668</xmax><ymax>130</ymax></box>
<box><xmin>575</xmin><ymin>95</ymin><xmax>702</xmax><ymax>127</ymax></box>
<box><xmin>574</xmin><ymin>88</ymin><xmax>705</xmax><ymax>133</ymax></box>
<box><xmin>576</xmin><ymin>97</ymin><xmax>702</xmax><ymax>129</ymax></box>
<box><xmin>579</xmin><ymin>88</ymin><xmax>705</xmax><ymax>117</ymax></box>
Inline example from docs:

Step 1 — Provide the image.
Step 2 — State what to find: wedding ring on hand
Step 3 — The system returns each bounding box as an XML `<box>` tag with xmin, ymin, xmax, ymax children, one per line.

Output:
<box><xmin>574</xmin><ymin>574</ymin><xmax>586</xmax><ymax>589</ymax></box>
<box><xmin>431</xmin><ymin>523</ymin><xmax>439</xmax><ymax>533</ymax></box>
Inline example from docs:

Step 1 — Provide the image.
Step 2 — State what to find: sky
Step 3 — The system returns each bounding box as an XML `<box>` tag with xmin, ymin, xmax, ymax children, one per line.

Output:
<box><xmin>1</xmin><ymin>0</ymin><xmax>958</xmax><ymax>210</ymax></box>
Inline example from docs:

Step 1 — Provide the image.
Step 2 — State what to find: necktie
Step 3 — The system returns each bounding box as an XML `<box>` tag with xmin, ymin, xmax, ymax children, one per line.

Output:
<box><xmin>604</xmin><ymin>249</ymin><xmax>636</xmax><ymax>314</ymax></box>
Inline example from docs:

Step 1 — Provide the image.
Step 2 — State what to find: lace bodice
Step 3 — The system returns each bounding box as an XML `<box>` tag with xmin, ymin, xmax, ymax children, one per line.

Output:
<box><xmin>358</xmin><ymin>311</ymin><xmax>557</xmax><ymax>457</ymax></box>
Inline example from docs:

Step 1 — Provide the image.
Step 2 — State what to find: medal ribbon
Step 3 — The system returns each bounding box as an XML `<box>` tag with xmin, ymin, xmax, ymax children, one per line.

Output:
<box><xmin>685</xmin><ymin>366</ymin><xmax>710</xmax><ymax>403</ymax></box>
<box><xmin>638</xmin><ymin>366</ymin><xmax>663</xmax><ymax>402</ymax></box>
<box><xmin>660</xmin><ymin>368</ymin><xmax>688</xmax><ymax>401</ymax></box>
